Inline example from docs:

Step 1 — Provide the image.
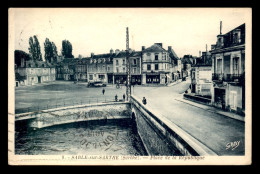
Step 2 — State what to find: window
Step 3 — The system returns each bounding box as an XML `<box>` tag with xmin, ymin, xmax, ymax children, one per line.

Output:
<box><xmin>133</xmin><ymin>59</ymin><xmax>137</xmax><ymax>65</ymax></box>
<box><xmin>116</xmin><ymin>60</ymin><xmax>119</xmax><ymax>65</ymax></box>
<box><xmin>123</xmin><ymin>67</ymin><xmax>125</xmax><ymax>72</ymax></box>
<box><xmin>165</xmin><ymin>64</ymin><xmax>167</xmax><ymax>70</ymax></box>
<box><xmin>233</xmin><ymin>57</ymin><xmax>239</xmax><ymax>74</ymax></box>
<box><xmin>217</xmin><ymin>59</ymin><xmax>223</xmax><ymax>74</ymax></box>
<box><xmin>99</xmin><ymin>75</ymin><xmax>105</xmax><ymax>79</ymax></box>
<box><xmin>233</xmin><ymin>33</ymin><xmax>239</xmax><ymax>43</ymax></box>
<box><xmin>133</xmin><ymin>68</ymin><xmax>137</xmax><ymax>74</ymax></box>
<box><xmin>123</xmin><ymin>59</ymin><xmax>125</xmax><ymax>65</ymax></box>
<box><xmin>107</xmin><ymin>66</ymin><xmax>110</xmax><ymax>71</ymax></box>
<box><xmin>116</xmin><ymin>67</ymin><xmax>119</xmax><ymax>73</ymax></box>
<box><xmin>155</xmin><ymin>64</ymin><xmax>159</xmax><ymax>70</ymax></box>
<box><xmin>162</xmin><ymin>54</ymin><xmax>166</xmax><ymax>60</ymax></box>
<box><xmin>89</xmin><ymin>75</ymin><xmax>93</xmax><ymax>80</ymax></box>
<box><xmin>229</xmin><ymin>91</ymin><xmax>237</xmax><ymax>110</ymax></box>
<box><xmin>155</xmin><ymin>54</ymin><xmax>158</xmax><ymax>60</ymax></box>
<box><xmin>147</xmin><ymin>64</ymin><xmax>151</xmax><ymax>70</ymax></box>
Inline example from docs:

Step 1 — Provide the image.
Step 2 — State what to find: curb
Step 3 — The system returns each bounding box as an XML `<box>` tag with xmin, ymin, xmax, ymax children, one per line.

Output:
<box><xmin>175</xmin><ymin>98</ymin><xmax>245</xmax><ymax>122</ymax></box>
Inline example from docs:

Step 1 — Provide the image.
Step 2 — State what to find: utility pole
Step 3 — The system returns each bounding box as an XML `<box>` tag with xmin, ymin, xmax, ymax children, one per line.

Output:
<box><xmin>126</xmin><ymin>27</ymin><xmax>131</xmax><ymax>101</ymax></box>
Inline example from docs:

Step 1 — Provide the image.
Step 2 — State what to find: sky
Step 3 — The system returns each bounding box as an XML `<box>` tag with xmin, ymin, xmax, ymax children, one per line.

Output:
<box><xmin>11</xmin><ymin>8</ymin><xmax>250</xmax><ymax>59</ymax></box>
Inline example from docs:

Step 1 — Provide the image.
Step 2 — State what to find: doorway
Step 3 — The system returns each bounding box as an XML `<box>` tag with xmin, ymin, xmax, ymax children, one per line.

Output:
<box><xmin>38</xmin><ymin>76</ymin><xmax>41</xmax><ymax>83</ymax></box>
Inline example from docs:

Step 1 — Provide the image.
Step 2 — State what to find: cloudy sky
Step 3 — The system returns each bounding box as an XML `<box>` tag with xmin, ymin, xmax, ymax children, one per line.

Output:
<box><xmin>11</xmin><ymin>8</ymin><xmax>250</xmax><ymax>59</ymax></box>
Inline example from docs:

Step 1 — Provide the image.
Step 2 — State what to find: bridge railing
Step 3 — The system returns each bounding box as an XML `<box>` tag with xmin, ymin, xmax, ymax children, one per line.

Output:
<box><xmin>15</xmin><ymin>96</ymin><xmax>125</xmax><ymax>114</ymax></box>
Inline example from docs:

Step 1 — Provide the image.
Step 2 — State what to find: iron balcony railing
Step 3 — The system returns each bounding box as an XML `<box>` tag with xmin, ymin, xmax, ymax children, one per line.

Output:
<box><xmin>212</xmin><ymin>73</ymin><xmax>243</xmax><ymax>83</ymax></box>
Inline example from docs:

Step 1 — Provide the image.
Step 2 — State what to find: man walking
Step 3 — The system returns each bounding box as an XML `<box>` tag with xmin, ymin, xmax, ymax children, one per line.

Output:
<box><xmin>102</xmin><ymin>88</ymin><xmax>105</xmax><ymax>95</ymax></box>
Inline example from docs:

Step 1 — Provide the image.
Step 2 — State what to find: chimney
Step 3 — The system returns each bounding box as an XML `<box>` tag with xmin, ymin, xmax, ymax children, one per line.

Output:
<box><xmin>155</xmin><ymin>43</ymin><xmax>162</xmax><ymax>47</ymax></box>
<box><xmin>199</xmin><ymin>51</ymin><xmax>201</xmax><ymax>57</ymax></box>
<box><xmin>168</xmin><ymin>46</ymin><xmax>172</xmax><ymax>51</ymax></box>
<box><xmin>91</xmin><ymin>53</ymin><xmax>94</xmax><ymax>57</ymax></box>
<box><xmin>142</xmin><ymin>46</ymin><xmax>145</xmax><ymax>51</ymax></box>
<box><xmin>206</xmin><ymin>44</ymin><xmax>208</xmax><ymax>53</ymax></box>
<box><xmin>129</xmin><ymin>48</ymin><xmax>133</xmax><ymax>54</ymax></box>
<box><xmin>110</xmin><ymin>49</ymin><xmax>114</xmax><ymax>55</ymax></box>
<box><xmin>220</xmin><ymin>21</ymin><xmax>222</xmax><ymax>35</ymax></box>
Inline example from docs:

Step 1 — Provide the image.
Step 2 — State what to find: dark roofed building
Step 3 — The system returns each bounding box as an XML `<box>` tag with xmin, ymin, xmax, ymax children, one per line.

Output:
<box><xmin>141</xmin><ymin>43</ymin><xmax>177</xmax><ymax>85</ymax></box>
<box><xmin>210</xmin><ymin>23</ymin><xmax>245</xmax><ymax>115</ymax></box>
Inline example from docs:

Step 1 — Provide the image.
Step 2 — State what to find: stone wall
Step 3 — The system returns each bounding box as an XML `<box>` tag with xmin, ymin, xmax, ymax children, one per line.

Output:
<box><xmin>131</xmin><ymin>96</ymin><xmax>217</xmax><ymax>156</ymax></box>
<box><xmin>15</xmin><ymin>102</ymin><xmax>131</xmax><ymax>129</ymax></box>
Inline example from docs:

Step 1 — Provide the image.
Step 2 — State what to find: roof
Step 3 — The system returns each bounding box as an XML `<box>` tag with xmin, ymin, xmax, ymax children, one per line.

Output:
<box><xmin>24</xmin><ymin>60</ymin><xmax>55</xmax><ymax>68</ymax></box>
<box><xmin>142</xmin><ymin>43</ymin><xmax>167</xmax><ymax>53</ymax></box>
<box><xmin>168</xmin><ymin>47</ymin><xmax>179</xmax><ymax>60</ymax></box>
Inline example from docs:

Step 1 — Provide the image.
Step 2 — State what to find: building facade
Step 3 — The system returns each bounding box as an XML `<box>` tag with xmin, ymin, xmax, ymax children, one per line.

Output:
<box><xmin>56</xmin><ymin>58</ymin><xmax>76</xmax><ymax>81</ymax></box>
<box><xmin>74</xmin><ymin>58</ymin><xmax>88</xmax><ymax>81</ymax></box>
<box><xmin>87</xmin><ymin>51</ymin><xmax>114</xmax><ymax>83</ymax></box>
<box><xmin>15</xmin><ymin>60</ymin><xmax>56</xmax><ymax>86</ymax></box>
<box><xmin>210</xmin><ymin>23</ymin><xmax>245</xmax><ymax>115</ymax></box>
<box><xmin>141</xmin><ymin>43</ymin><xmax>174</xmax><ymax>85</ymax></box>
<box><xmin>113</xmin><ymin>49</ymin><xmax>142</xmax><ymax>85</ymax></box>
<box><xmin>191</xmin><ymin>65</ymin><xmax>212</xmax><ymax>96</ymax></box>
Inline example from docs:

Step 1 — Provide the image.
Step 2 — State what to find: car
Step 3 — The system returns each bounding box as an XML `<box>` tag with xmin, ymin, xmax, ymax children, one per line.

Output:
<box><xmin>87</xmin><ymin>81</ymin><xmax>106</xmax><ymax>87</ymax></box>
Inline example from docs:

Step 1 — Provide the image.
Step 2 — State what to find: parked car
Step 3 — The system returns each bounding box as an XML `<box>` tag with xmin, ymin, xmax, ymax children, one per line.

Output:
<box><xmin>87</xmin><ymin>81</ymin><xmax>106</xmax><ymax>87</ymax></box>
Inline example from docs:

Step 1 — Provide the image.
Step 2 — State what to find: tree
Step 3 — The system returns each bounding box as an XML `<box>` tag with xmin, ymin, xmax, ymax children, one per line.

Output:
<box><xmin>15</xmin><ymin>50</ymin><xmax>31</xmax><ymax>67</ymax></box>
<box><xmin>62</xmin><ymin>40</ymin><xmax>74</xmax><ymax>58</ymax></box>
<box><xmin>28</xmin><ymin>35</ymin><xmax>42</xmax><ymax>61</ymax></box>
<box><xmin>44</xmin><ymin>38</ymin><xmax>58</xmax><ymax>63</ymax></box>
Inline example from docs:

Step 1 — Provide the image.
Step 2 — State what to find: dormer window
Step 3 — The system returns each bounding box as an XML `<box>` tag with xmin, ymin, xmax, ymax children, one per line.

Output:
<box><xmin>233</xmin><ymin>29</ymin><xmax>241</xmax><ymax>44</ymax></box>
<box><xmin>155</xmin><ymin>54</ymin><xmax>159</xmax><ymax>60</ymax></box>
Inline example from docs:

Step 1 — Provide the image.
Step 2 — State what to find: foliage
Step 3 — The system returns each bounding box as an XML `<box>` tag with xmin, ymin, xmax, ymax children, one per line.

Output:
<box><xmin>62</xmin><ymin>40</ymin><xmax>74</xmax><ymax>58</ymax></box>
<box><xmin>15</xmin><ymin>72</ymin><xmax>26</xmax><ymax>81</ymax></box>
<box><xmin>28</xmin><ymin>35</ymin><xmax>43</xmax><ymax>61</ymax></box>
<box><xmin>15</xmin><ymin>50</ymin><xmax>31</xmax><ymax>67</ymax></box>
<box><xmin>44</xmin><ymin>38</ymin><xmax>58</xmax><ymax>63</ymax></box>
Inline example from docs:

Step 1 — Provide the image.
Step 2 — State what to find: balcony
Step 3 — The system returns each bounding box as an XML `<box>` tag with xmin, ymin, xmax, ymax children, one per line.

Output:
<box><xmin>212</xmin><ymin>73</ymin><xmax>244</xmax><ymax>83</ymax></box>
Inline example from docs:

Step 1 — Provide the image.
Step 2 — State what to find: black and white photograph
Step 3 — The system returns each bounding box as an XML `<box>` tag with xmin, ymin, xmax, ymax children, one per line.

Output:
<box><xmin>8</xmin><ymin>8</ymin><xmax>252</xmax><ymax>165</ymax></box>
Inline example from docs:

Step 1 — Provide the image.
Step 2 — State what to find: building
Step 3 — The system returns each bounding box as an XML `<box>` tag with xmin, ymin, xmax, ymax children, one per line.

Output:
<box><xmin>87</xmin><ymin>51</ymin><xmax>114</xmax><ymax>83</ymax></box>
<box><xmin>15</xmin><ymin>60</ymin><xmax>56</xmax><ymax>86</ymax></box>
<box><xmin>74</xmin><ymin>58</ymin><xmax>88</xmax><ymax>81</ymax></box>
<box><xmin>141</xmin><ymin>43</ymin><xmax>175</xmax><ymax>85</ymax></box>
<box><xmin>113</xmin><ymin>49</ymin><xmax>142</xmax><ymax>85</ymax></box>
<box><xmin>181</xmin><ymin>55</ymin><xmax>197</xmax><ymax>78</ymax></box>
<box><xmin>168</xmin><ymin>46</ymin><xmax>182</xmax><ymax>81</ymax></box>
<box><xmin>56</xmin><ymin>58</ymin><xmax>76</xmax><ymax>81</ymax></box>
<box><xmin>191</xmin><ymin>64</ymin><xmax>212</xmax><ymax>97</ymax></box>
<box><xmin>210</xmin><ymin>23</ymin><xmax>245</xmax><ymax>115</ymax></box>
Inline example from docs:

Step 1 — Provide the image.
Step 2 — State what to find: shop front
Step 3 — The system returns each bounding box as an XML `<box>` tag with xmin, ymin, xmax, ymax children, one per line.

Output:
<box><xmin>131</xmin><ymin>75</ymin><xmax>142</xmax><ymax>85</ymax></box>
<box><xmin>146</xmin><ymin>73</ymin><xmax>160</xmax><ymax>84</ymax></box>
<box><xmin>114</xmin><ymin>74</ymin><xmax>127</xmax><ymax>84</ymax></box>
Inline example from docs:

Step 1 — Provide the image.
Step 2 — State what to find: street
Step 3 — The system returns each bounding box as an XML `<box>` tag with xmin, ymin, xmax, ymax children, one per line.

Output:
<box><xmin>134</xmin><ymin>79</ymin><xmax>245</xmax><ymax>156</ymax></box>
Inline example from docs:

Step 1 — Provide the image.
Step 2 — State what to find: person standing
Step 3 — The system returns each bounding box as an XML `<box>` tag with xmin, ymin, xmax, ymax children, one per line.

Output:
<box><xmin>142</xmin><ymin>97</ymin><xmax>147</xmax><ymax>105</ymax></box>
<box><xmin>102</xmin><ymin>88</ymin><xmax>105</xmax><ymax>95</ymax></box>
<box><xmin>123</xmin><ymin>94</ymin><xmax>125</xmax><ymax>101</ymax></box>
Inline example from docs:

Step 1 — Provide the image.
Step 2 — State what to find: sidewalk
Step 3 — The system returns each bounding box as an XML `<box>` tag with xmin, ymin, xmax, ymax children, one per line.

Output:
<box><xmin>176</xmin><ymin>97</ymin><xmax>245</xmax><ymax>122</ymax></box>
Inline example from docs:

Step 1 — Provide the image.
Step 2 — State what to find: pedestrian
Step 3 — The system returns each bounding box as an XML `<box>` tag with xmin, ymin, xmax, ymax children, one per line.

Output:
<box><xmin>115</xmin><ymin>94</ymin><xmax>118</xmax><ymax>102</ymax></box>
<box><xmin>102</xmin><ymin>88</ymin><xmax>105</xmax><ymax>95</ymax></box>
<box><xmin>142</xmin><ymin>97</ymin><xmax>147</xmax><ymax>105</ymax></box>
<box><xmin>123</xmin><ymin>94</ymin><xmax>125</xmax><ymax>101</ymax></box>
